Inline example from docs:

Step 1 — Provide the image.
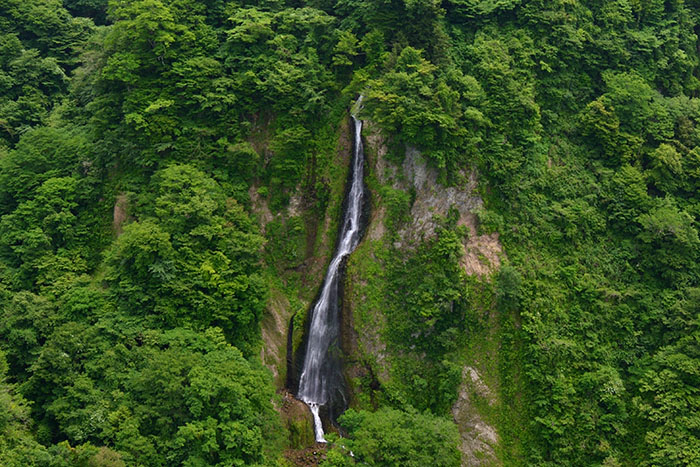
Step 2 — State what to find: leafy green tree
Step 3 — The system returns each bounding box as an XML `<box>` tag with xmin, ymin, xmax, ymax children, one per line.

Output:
<box><xmin>63</xmin><ymin>0</ymin><xmax>109</xmax><ymax>24</ymax></box>
<box><xmin>378</xmin><ymin>224</ymin><xmax>469</xmax><ymax>413</ymax></box>
<box><xmin>269</xmin><ymin>125</ymin><xmax>312</xmax><ymax>192</ymax></box>
<box><xmin>89</xmin><ymin>0</ymin><xmax>223</xmax><ymax>166</ymax></box>
<box><xmin>606</xmin><ymin>164</ymin><xmax>652</xmax><ymax>232</ymax></box>
<box><xmin>223</xmin><ymin>7</ymin><xmax>335</xmax><ymax>119</ymax></box>
<box><xmin>0</xmin><ymin>0</ymin><xmax>94</xmax><ymax>67</ymax></box>
<box><xmin>28</xmin><ymin>327</ymin><xmax>281</xmax><ymax>466</ymax></box>
<box><xmin>0</xmin><ymin>176</ymin><xmax>96</xmax><ymax>289</ymax></box>
<box><xmin>105</xmin><ymin>165</ymin><xmax>266</xmax><ymax>350</ymax></box>
<box><xmin>103</xmin><ymin>219</ymin><xmax>177</xmax><ymax>319</ymax></box>
<box><xmin>601</xmin><ymin>72</ymin><xmax>673</xmax><ymax>143</ymax></box>
<box><xmin>325</xmin><ymin>408</ymin><xmax>461</xmax><ymax>467</ymax></box>
<box><xmin>364</xmin><ymin>46</ymin><xmax>484</xmax><ymax>173</ymax></box>
<box><xmin>580</xmin><ymin>98</ymin><xmax>640</xmax><ymax>165</ymax></box>
<box><xmin>387</xmin><ymin>226</ymin><xmax>467</xmax><ymax>352</ymax></box>
<box><xmin>0</xmin><ymin>292</ymin><xmax>58</xmax><ymax>380</ymax></box>
<box><xmin>647</xmin><ymin>143</ymin><xmax>683</xmax><ymax>194</ymax></box>
<box><xmin>0</xmin><ymin>126</ymin><xmax>93</xmax><ymax>214</ymax></box>
<box><xmin>0</xmin><ymin>350</ymin><xmax>54</xmax><ymax>466</ymax></box>
<box><xmin>49</xmin><ymin>442</ymin><xmax>126</xmax><ymax>467</ymax></box>
<box><xmin>637</xmin><ymin>198</ymin><xmax>700</xmax><ymax>282</ymax></box>
<box><xmin>0</xmin><ymin>34</ymin><xmax>67</xmax><ymax>146</ymax></box>
<box><xmin>634</xmin><ymin>318</ymin><xmax>700</xmax><ymax>466</ymax></box>
<box><xmin>466</xmin><ymin>31</ymin><xmax>540</xmax><ymax>188</ymax></box>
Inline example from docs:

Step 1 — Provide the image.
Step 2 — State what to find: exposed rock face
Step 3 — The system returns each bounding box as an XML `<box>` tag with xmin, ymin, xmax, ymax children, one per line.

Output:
<box><xmin>113</xmin><ymin>193</ymin><xmax>129</xmax><ymax>236</ymax></box>
<box><xmin>260</xmin><ymin>289</ymin><xmax>292</xmax><ymax>387</ymax></box>
<box><xmin>452</xmin><ymin>367</ymin><xmax>501</xmax><ymax>466</ymax></box>
<box><xmin>280</xmin><ymin>390</ymin><xmax>316</xmax><ymax>450</ymax></box>
<box><xmin>397</xmin><ymin>146</ymin><xmax>482</xmax><ymax>247</ymax></box>
<box><xmin>460</xmin><ymin>212</ymin><xmax>503</xmax><ymax>277</ymax></box>
<box><xmin>361</xmin><ymin>124</ymin><xmax>504</xmax><ymax>465</ymax></box>
<box><xmin>249</xmin><ymin>185</ymin><xmax>274</xmax><ymax>232</ymax></box>
<box><xmin>365</xmin><ymin>126</ymin><xmax>503</xmax><ymax>276</ymax></box>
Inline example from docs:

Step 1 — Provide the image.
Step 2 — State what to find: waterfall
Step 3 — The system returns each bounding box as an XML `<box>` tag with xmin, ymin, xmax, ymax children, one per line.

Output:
<box><xmin>297</xmin><ymin>98</ymin><xmax>367</xmax><ymax>443</ymax></box>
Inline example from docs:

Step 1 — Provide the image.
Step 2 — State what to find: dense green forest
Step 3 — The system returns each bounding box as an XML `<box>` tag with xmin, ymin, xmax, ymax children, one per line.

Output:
<box><xmin>1</xmin><ymin>0</ymin><xmax>700</xmax><ymax>465</ymax></box>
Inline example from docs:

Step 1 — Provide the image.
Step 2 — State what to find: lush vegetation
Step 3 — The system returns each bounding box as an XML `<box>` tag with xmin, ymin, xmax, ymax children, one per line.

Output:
<box><xmin>2</xmin><ymin>0</ymin><xmax>700</xmax><ymax>465</ymax></box>
<box><xmin>324</xmin><ymin>408</ymin><xmax>461</xmax><ymax>467</ymax></box>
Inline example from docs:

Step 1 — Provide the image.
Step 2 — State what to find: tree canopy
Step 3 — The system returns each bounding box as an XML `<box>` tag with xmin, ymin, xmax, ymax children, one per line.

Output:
<box><xmin>2</xmin><ymin>0</ymin><xmax>700</xmax><ymax>464</ymax></box>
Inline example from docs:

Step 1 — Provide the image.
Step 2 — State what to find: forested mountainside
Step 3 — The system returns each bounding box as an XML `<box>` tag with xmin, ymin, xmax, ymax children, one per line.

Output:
<box><xmin>1</xmin><ymin>0</ymin><xmax>700</xmax><ymax>465</ymax></box>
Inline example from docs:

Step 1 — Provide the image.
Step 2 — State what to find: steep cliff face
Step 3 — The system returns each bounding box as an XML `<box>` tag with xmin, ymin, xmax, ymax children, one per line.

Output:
<box><xmin>344</xmin><ymin>122</ymin><xmax>506</xmax><ymax>465</ymax></box>
<box><xmin>255</xmin><ymin>115</ymin><xmax>509</xmax><ymax>465</ymax></box>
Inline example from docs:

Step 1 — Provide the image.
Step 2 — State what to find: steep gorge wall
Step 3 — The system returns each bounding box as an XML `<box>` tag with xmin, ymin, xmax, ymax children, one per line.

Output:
<box><xmin>252</xmin><ymin>114</ymin><xmax>508</xmax><ymax>465</ymax></box>
<box><xmin>343</xmin><ymin>122</ymin><xmax>506</xmax><ymax>466</ymax></box>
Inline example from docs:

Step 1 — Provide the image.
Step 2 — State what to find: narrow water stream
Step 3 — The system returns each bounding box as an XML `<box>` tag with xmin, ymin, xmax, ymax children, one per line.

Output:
<box><xmin>297</xmin><ymin>98</ymin><xmax>367</xmax><ymax>442</ymax></box>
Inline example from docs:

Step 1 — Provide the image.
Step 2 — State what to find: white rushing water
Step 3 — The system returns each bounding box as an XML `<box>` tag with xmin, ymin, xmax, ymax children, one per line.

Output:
<box><xmin>298</xmin><ymin>98</ymin><xmax>366</xmax><ymax>443</ymax></box>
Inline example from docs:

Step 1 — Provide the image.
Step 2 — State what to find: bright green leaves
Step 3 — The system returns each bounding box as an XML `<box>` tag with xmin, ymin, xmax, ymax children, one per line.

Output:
<box><xmin>92</xmin><ymin>0</ymin><xmax>222</xmax><ymax>165</ymax></box>
<box><xmin>107</xmin><ymin>0</ymin><xmax>184</xmax><ymax>62</ymax></box>
<box><xmin>0</xmin><ymin>0</ymin><xmax>93</xmax><ymax>147</ymax></box>
<box><xmin>378</xmin><ymin>225</ymin><xmax>469</xmax><ymax>414</ymax></box>
<box><xmin>325</xmin><ymin>408</ymin><xmax>461</xmax><ymax>467</ymax></box>
<box><xmin>104</xmin><ymin>220</ymin><xmax>176</xmax><ymax>311</ymax></box>
<box><xmin>18</xmin><ymin>327</ymin><xmax>280</xmax><ymax>466</ymax></box>
<box><xmin>465</xmin><ymin>31</ymin><xmax>540</xmax><ymax>188</ymax></box>
<box><xmin>445</xmin><ymin>0</ymin><xmax>521</xmax><ymax>18</ymax></box>
<box><xmin>101</xmin><ymin>52</ymin><xmax>140</xmax><ymax>86</ymax></box>
<box><xmin>332</xmin><ymin>30</ymin><xmax>359</xmax><ymax>67</ymax></box>
<box><xmin>269</xmin><ymin>125</ymin><xmax>312</xmax><ymax>191</ymax></box>
<box><xmin>550</xmin><ymin>198</ymin><xmax>605</xmax><ymax>243</ymax></box>
<box><xmin>153</xmin><ymin>164</ymin><xmax>223</xmax><ymax>236</ymax></box>
<box><xmin>518</xmin><ymin>0</ymin><xmax>698</xmax><ymax>99</ymax></box>
<box><xmin>0</xmin><ymin>176</ymin><xmax>94</xmax><ymax>289</ymax></box>
<box><xmin>602</xmin><ymin>71</ymin><xmax>673</xmax><ymax>141</ymax></box>
<box><xmin>364</xmin><ymin>46</ymin><xmax>483</xmax><ymax>174</ymax></box>
<box><xmin>4</xmin><ymin>0</ymin><xmax>700</xmax><ymax>463</ymax></box>
<box><xmin>0</xmin><ymin>0</ymin><xmax>94</xmax><ymax>67</ymax></box>
<box><xmin>91</xmin><ymin>1</ymin><xmax>340</xmax><ymax>170</ymax></box>
<box><xmin>0</xmin><ymin>34</ymin><xmax>67</xmax><ymax>146</ymax></box>
<box><xmin>215</xmin><ymin>141</ymin><xmax>260</xmax><ymax>183</ymax></box>
<box><xmin>606</xmin><ymin>164</ymin><xmax>651</xmax><ymax>230</ymax></box>
<box><xmin>648</xmin><ymin>143</ymin><xmax>683</xmax><ymax>193</ymax></box>
<box><xmin>0</xmin><ymin>292</ymin><xmax>57</xmax><ymax>380</ymax></box>
<box><xmin>389</xmin><ymin>226</ymin><xmax>466</xmax><ymax>334</ymax></box>
<box><xmin>172</xmin><ymin>345</ymin><xmax>273</xmax><ymax>466</ymax></box>
<box><xmin>170</xmin><ymin>56</ymin><xmax>235</xmax><ymax>114</ymax></box>
<box><xmin>0</xmin><ymin>350</ymin><xmax>54</xmax><ymax>466</ymax></box>
<box><xmin>127</xmin><ymin>329</ymin><xmax>278</xmax><ymax>466</ymax></box>
<box><xmin>634</xmin><ymin>319</ymin><xmax>700</xmax><ymax>466</ymax></box>
<box><xmin>469</xmin><ymin>32</ymin><xmax>539</xmax><ymax>136</ymax></box>
<box><xmin>637</xmin><ymin>198</ymin><xmax>699</xmax><ymax>281</ymax></box>
<box><xmin>105</xmin><ymin>165</ymin><xmax>265</xmax><ymax>350</ymax></box>
<box><xmin>225</xmin><ymin>8</ymin><xmax>274</xmax><ymax>45</ymax></box>
<box><xmin>223</xmin><ymin>7</ymin><xmax>336</xmax><ymax>118</ymax></box>
<box><xmin>379</xmin><ymin>186</ymin><xmax>411</xmax><ymax>233</ymax></box>
<box><xmin>0</xmin><ymin>126</ymin><xmax>92</xmax><ymax>214</ymax></box>
<box><xmin>333</xmin><ymin>0</ymin><xmax>447</xmax><ymax>61</ymax></box>
<box><xmin>580</xmin><ymin>99</ymin><xmax>626</xmax><ymax>163</ymax></box>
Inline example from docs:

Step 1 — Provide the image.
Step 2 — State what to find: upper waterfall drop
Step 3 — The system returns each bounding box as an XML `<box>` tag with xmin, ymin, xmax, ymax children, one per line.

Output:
<box><xmin>297</xmin><ymin>97</ymin><xmax>367</xmax><ymax>443</ymax></box>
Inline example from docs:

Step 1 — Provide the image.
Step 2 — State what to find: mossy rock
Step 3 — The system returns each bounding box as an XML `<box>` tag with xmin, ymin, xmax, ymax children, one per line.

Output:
<box><xmin>281</xmin><ymin>392</ymin><xmax>316</xmax><ymax>449</ymax></box>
